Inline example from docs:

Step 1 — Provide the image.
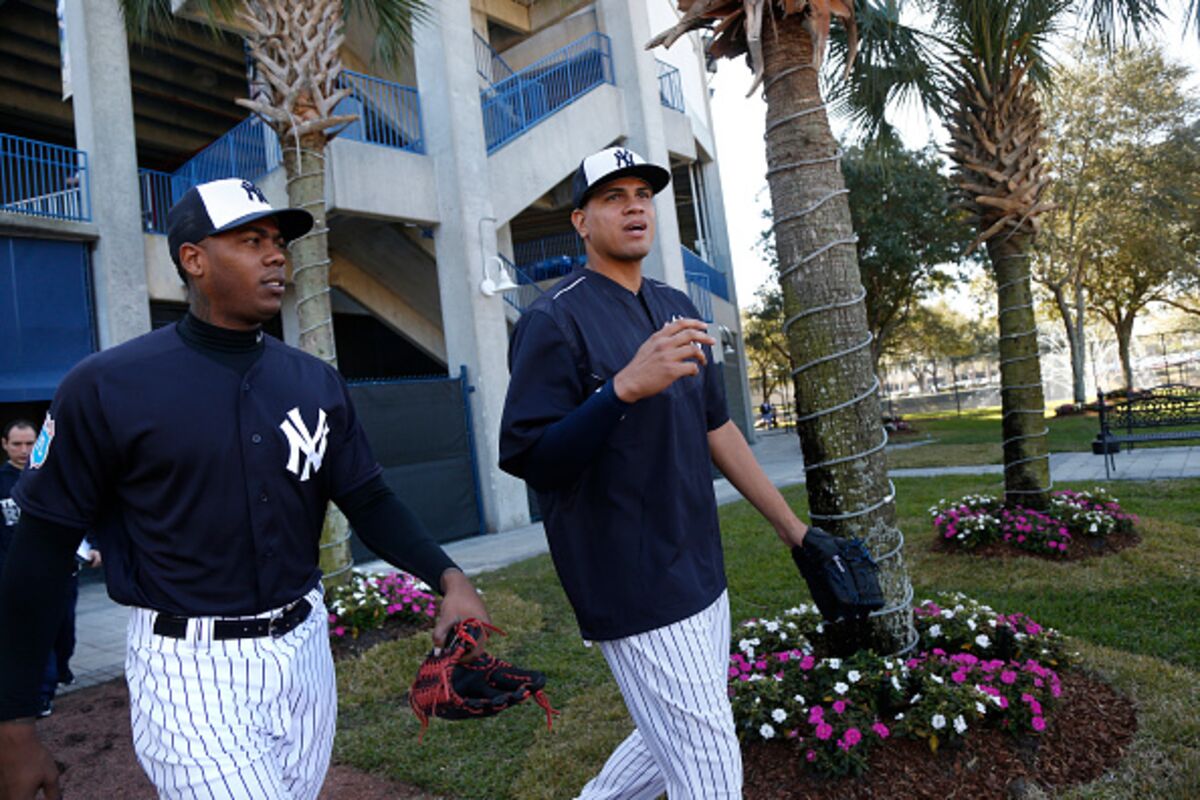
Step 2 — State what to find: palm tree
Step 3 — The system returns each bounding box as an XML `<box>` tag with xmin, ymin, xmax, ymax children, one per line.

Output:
<box><xmin>120</xmin><ymin>0</ymin><xmax>428</xmax><ymax>584</ymax></box>
<box><xmin>828</xmin><ymin>0</ymin><xmax>1176</xmax><ymax>508</ymax></box>
<box><xmin>650</xmin><ymin>2</ymin><xmax>915</xmax><ymax>657</ymax></box>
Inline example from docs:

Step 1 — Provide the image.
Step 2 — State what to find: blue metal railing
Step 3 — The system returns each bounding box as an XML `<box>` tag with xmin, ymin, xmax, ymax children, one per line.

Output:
<box><xmin>681</xmin><ymin>245</ymin><xmax>728</xmax><ymax>302</ymax></box>
<box><xmin>474</xmin><ymin>31</ymin><xmax>514</xmax><ymax>84</ymax></box>
<box><xmin>497</xmin><ymin>253</ymin><xmax>545</xmax><ymax>314</ymax></box>
<box><xmin>481</xmin><ymin>32</ymin><xmax>614</xmax><ymax>153</ymax></box>
<box><xmin>138</xmin><ymin>168</ymin><xmax>173</xmax><ymax>233</ymax></box>
<box><xmin>685</xmin><ymin>271</ymin><xmax>714</xmax><ymax>323</ymax></box>
<box><xmin>513</xmin><ymin>231</ymin><xmax>586</xmax><ymax>282</ymax></box>
<box><xmin>0</xmin><ymin>133</ymin><xmax>91</xmax><ymax>222</ymax></box>
<box><xmin>657</xmin><ymin>59</ymin><xmax>685</xmax><ymax>112</ymax></box>
<box><xmin>171</xmin><ymin>114</ymin><xmax>282</xmax><ymax>197</ymax></box>
<box><xmin>334</xmin><ymin>70</ymin><xmax>424</xmax><ymax>153</ymax></box>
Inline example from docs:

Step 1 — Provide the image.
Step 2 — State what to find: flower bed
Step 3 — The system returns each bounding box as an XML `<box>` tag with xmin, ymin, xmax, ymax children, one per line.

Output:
<box><xmin>327</xmin><ymin>570</ymin><xmax>438</xmax><ymax>640</ymax></box>
<box><xmin>929</xmin><ymin>488</ymin><xmax>1138</xmax><ymax>557</ymax></box>
<box><xmin>729</xmin><ymin>594</ymin><xmax>1078</xmax><ymax>778</ymax></box>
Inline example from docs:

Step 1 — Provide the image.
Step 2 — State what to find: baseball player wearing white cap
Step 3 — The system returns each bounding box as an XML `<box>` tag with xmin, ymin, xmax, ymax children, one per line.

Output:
<box><xmin>0</xmin><ymin>178</ymin><xmax>490</xmax><ymax>800</ymax></box>
<box><xmin>499</xmin><ymin>147</ymin><xmax>812</xmax><ymax>798</ymax></box>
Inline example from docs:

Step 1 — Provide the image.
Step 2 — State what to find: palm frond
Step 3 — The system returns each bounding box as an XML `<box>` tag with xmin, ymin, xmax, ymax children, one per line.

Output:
<box><xmin>343</xmin><ymin>0</ymin><xmax>431</xmax><ymax>70</ymax></box>
<box><xmin>1076</xmin><ymin>0</ymin><xmax>1164</xmax><ymax>48</ymax></box>
<box><xmin>117</xmin><ymin>0</ymin><xmax>244</xmax><ymax>41</ymax></box>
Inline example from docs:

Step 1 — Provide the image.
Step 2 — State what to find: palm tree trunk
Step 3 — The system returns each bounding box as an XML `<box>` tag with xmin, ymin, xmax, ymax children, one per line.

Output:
<box><xmin>282</xmin><ymin>131</ymin><xmax>353</xmax><ymax>585</ymax></box>
<box><xmin>762</xmin><ymin>13</ymin><xmax>913</xmax><ymax>657</ymax></box>
<box><xmin>987</xmin><ymin>234</ymin><xmax>1051</xmax><ymax>509</ymax></box>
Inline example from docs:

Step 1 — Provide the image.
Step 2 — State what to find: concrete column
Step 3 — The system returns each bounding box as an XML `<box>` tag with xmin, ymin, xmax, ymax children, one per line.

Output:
<box><xmin>596</xmin><ymin>0</ymin><xmax>686</xmax><ymax>289</ymax></box>
<box><xmin>415</xmin><ymin>0</ymin><xmax>530</xmax><ymax>533</ymax></box>
<box><xmin>700</xmin><ymin>157</ymin><xmax>756</xmax><ymax>437</ymax></box>
<box><xmin>65</xmin><ymin>0</ymin><xmax>150</xmax><ymax>347</ymax></box>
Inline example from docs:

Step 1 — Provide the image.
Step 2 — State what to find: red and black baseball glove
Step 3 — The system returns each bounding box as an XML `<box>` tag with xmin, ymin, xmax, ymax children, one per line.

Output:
<box><xmin>408</xmin><ymin>618</ymin><xmax>558</xmax><ymax>740</ymax></box>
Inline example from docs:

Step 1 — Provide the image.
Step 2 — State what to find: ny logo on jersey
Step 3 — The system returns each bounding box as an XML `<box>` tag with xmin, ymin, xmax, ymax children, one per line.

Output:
<box><xmin>280</xmin><ymin>407</ymin><xmax>329</xmax><ymax>481</ymax></box>
<box><xmin>613</xmin><ymin>148</ymin><xmax>636</xmax><ymax>168</ymax></box>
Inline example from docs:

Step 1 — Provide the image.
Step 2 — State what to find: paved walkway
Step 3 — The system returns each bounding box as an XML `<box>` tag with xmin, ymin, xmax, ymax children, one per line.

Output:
<box><xmin>59</xmin><ymin>433</ymin><xmax>1200</xmax><ymax>695</ymax></box>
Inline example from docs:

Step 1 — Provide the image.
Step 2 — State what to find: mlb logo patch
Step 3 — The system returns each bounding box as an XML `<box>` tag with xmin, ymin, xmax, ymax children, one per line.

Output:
<box><xmin>30</xmin><ymin>413</ymin><xmax>54</xmax><ymax>470</ymax></box>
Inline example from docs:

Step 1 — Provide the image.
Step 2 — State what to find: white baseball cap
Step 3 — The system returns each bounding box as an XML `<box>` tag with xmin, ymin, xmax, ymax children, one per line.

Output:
<box><xmin>167</xmin><ymin>178</ymin><xmax>313</xmax><ymax>267</ymax></box>
<box><xmin>572</xmin><ymin>147</ymin><xmax>670</xmax><ymax>209</ymax></box>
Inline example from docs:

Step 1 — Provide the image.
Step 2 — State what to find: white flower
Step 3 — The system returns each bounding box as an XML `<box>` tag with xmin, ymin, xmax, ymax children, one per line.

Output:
<box><xmin>884</xmin><ymin>660</ymin><xmax>895</xmax><ymax>669</ymax></box>
<box><xmin>991</xmin><ymin>694</ymin><xmax>1004</xmax><ymax>707</ymax></box>
<box><xmin>764</xmin><ymin>621</ymin><xmax>780</xmax><ymax>632</ymax></box>
<box><xmin>816</xmin><ymin>623</ymin><xmax>825</xmax><ymax>634</ymax></box>
<box><xmin>928</xmin><ymin>624</ymin><xmax>942</xmax><ymax>638</ymax></box>
<box><xmin>772</xmin><ymin>709</ymin><xmax>787</xmax><ymax>723</ymax></box>
<box><xmin>953</xmin><ymin>715</ymin><xmax>968</xmax><ymax>734</ymax></box>
<box><xmin>966</xmin><ymin>618</ymin><xmax>977</xmax><ymax>631</ymax></box>
<box><xmin>780</xmin><ymin>632</ymin><xmax>789</xmax><ymax>641</ymax></box>
<box><xmin>975</xmin><ymin>634</ymin><xmax>991</xmax><ymax>649</ymax></box>
<box><xmin>891</xmin><ymin>676</ymin><xmax>902</xmax><ymax>691</ymax></box>
<box><xmin>894</xmin><ymin>713</ymin><xmax>905</xmax><ymax>720</ymax></box>
<box><xmin>941</xmin><ymin>609</ymin><xmax>954</xmax><ymax>619</ymax></box>
<box><xmin>847</xmin><ymin>670</ymin><xmax>862</xmax><ymax>683</ymax></box>
<box><xmin>748</xmin><ymin>674</ymin><xmax>764</xmax><ymax>682</ymax></box>
<box><xmin>931</xmin><ymin>714</ymin><xmax>946</xmax><ymax>730</ymax></box>
<box><xmin>911</xmin><ymin>693</ymin><xmax>922</xmax><ymax>703</ymax></box>
<box><xmin>759</xmin><ymin>723</ymin><xmax>776</xmax><ymax>739</ymax></box>
<box><xmin>826</xmin><ymin>658</ymin><xmax>841</xmax><ymax>670</ymax></box>
<box><xmin>930</xmin><ymin>674</ymin><xmax>944</xmax><ymax>684</ymax></box>
<box><xmin>834</xmin><ymin>682</ymin><xmax>849</xmax><ymax>695</ymax></box>
<box><xmin>738</xmin><ymin>637</ymin><xmax>760</xmax><ymax>655</ymax></box>
<box><xmin>976</xmin><ymin>702</ymin><xmax>987</xmax><ymax>715</ymax></box>
<box><xmin>793</xmin><ymin>695</ymin><xmax>806</xmax><ymax>705</ymax></box>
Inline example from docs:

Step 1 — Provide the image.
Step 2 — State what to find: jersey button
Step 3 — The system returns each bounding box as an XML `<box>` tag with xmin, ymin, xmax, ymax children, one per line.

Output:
<box><xmin>251</xmin><ymin>433</ymin><xmax>262</xmax><ymax>444</ymax></box>
<box><xmin>259</xmin><ymin>492</ymin><xmax>269</xmax><ymax>503</ymax></box>
<box><xmin>243</xmin><ymin>383</ymin><xmax>251</xmax><ymax>392</ymax></box>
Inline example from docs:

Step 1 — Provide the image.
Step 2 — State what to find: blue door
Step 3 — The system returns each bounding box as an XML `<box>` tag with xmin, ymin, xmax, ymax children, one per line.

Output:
<box><xmin>0</xmin><ymin>237</ymin><xmax>96</xmax><ymax>402</ymax></box>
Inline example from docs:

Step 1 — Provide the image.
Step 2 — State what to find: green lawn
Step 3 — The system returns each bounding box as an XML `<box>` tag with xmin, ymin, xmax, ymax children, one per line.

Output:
<box><xmin>334</xmin><ymin>476</ymin><xmax>1200</xmax><ymax>799</ymax></box>
<box><xmin>885</xmin><ymin>408</ymin><xmax>1195</xmax><ymax>468</ymax></box>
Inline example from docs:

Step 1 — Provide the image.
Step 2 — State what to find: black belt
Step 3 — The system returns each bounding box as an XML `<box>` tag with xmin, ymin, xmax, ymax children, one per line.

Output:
<box><xmin>153</xmin><ymin>598</ymin><xmax>313</xmax><ymax>640</ymax></box>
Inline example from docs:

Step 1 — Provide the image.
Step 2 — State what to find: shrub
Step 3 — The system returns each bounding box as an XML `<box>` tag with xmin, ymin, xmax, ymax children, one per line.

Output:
<box><xmin>1055</xmin><ymin>402</ymin><xmax>1082</xmax><ymax>417</ymax></box>
<box><xmin>728</xmin><ymin>595</ymin><xmax>1074</xmax><ymax>776</ymax></box>
<box><xmin>326</xmin><ymin>570</ymin><xmax>438</xmax><ymax>639</ymax></box>
<box><xmin>929</xmin><ymin>488</ymin><xmax>1136</xmax><ymax>556</ymax></box>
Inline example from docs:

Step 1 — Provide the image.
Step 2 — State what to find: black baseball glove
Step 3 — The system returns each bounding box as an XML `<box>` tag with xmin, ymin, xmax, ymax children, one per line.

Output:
<box><xmin>792</xmin><ymin>526</ymin><xmax>885</xmax><ymax>622</ymax></box>
<box><xmin>408</xmin><ymin>618</ymin><xmax>558</xmax><ymax>740</ymax></box>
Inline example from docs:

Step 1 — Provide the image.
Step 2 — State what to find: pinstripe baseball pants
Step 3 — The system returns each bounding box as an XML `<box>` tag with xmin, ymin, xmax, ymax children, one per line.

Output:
<box><xmin>577</xmin><ymin>590</ymin><xmax>742</xmax><ymax>799</ymax></box>
<box><xmin>125</xmin><ymin>585</ymin><xmax>336</xmax><ymax>800</ymax></box>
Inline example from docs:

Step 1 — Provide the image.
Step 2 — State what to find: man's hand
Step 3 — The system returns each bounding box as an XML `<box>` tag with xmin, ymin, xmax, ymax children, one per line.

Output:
<box><xmin>434</xmin><ymin>569</ymin><xmax>490</xmax><ymax>660</ymax></box>
<box><xmin>0</xmin><ymin>720</ymin><xmax>59</xmax><ymax>800</ymax></box>
<box><xmin>613</xmin><ymin>318</ymin><xmax>715</xmax><ymax>403</ymax></box>
<box><xmin>86</xmin><ymin>549</ymin><xmax>102</xmax><ymax>569</ymax></box>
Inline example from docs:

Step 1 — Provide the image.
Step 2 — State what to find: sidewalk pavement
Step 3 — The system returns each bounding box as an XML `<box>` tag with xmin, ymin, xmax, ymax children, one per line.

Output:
<box><xmin>60</xmin><ymin>432</ymin><xmax>1200</xmax><ymax>695</ymax></box>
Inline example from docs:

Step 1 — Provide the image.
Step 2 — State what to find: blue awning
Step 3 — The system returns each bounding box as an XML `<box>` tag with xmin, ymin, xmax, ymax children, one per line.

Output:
<box><xmin>0</xmin><ymin>236</ymin><xmax>96</xmax><ymax>402</ymax></box>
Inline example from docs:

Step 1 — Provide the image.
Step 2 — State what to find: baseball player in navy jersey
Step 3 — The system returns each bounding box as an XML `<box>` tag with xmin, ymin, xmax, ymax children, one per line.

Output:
<box><xmin>500</xmin><ymin>147</ymin><xmax>816</xmax><ymax>799</ymax></box>
<box><xmin>0</xmin><ymin>178</ymin><xmax>489</xmax><ymax>800</ymax></box>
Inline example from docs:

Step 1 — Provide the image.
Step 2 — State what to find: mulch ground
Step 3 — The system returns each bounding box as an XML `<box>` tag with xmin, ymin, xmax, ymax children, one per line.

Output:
<box><xmin>329</xmin><ymin>615</ymin><xmax>432</xmax><ymax>661</ymax></box>
<box><xmin>932</xmin><ymin>530</ymin><xmax>1141</xmax><ymax>561</ymax></box>
<box><xmin>744</xmin><ymin>670</ymin><xmax>1138</xmax><ymax>799</ymax></box>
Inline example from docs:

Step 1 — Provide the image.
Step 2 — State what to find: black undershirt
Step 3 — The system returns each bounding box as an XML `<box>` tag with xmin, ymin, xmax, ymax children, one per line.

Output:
<box><xmin>0</xmin><ymin>315</ymin><xmax>458</xmax><ymax>720</ymax></box>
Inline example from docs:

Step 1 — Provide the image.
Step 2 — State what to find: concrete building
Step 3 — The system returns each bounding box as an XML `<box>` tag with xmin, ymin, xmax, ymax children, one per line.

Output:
<box><xmin>0</xmin><ymin>0</ymin><xmax>754</xmax><ymax>539</ymax></box>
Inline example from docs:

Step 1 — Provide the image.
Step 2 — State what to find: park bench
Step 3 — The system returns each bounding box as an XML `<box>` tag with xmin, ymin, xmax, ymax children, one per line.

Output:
<box><xmin>1092</xmin><ymin>384</ymin><xmax>1200</xmax><ymax>478</ymax></box>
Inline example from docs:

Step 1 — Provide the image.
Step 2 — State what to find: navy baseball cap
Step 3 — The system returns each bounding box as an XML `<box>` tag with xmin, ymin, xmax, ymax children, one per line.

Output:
<box><xmin>167</xmin><ymin>178</ymin><xmax>314</xmax><ymax>267</ymax></box>
<box><xmin>572</xmin><ymin>147</ymin><xmax>670</xmax><ymax>209</ymax></box>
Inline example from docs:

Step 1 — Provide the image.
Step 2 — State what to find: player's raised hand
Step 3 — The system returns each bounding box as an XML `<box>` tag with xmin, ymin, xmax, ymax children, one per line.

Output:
<box><xmin>613</xmin><ymin>318</ymin><xmax>715</xmax><ymax>403</ymax></box>
<box><xmin>0</xmin><ymin>721</ymin><xmax>60</xmax><ymax>800</ymax></box>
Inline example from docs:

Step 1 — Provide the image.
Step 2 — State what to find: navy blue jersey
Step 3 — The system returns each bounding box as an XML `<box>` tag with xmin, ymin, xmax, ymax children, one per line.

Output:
<box><xmin>13</xmin><ymin>325</ymin><xmax>381</xmax><ymax>615</ymax></box>
<box><xmin>500</xmin><ymin>268</ymin><xmax>729</xmax><ymax>641</ymax></box>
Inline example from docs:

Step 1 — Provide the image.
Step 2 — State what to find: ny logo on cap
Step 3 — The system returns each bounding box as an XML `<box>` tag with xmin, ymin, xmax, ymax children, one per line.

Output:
<box><xmin>613</xmin><ymin>149</ymin><xmax>636</xmax><ymax>168</ymax></box>
<box><xmin>241</xmin><ymin>180</ymin><xmax>268</xmax><ymax>204</ymax></box>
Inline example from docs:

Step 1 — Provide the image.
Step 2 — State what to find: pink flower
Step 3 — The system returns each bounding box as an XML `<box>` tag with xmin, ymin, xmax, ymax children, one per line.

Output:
<box><xmin>815</xmin><ymin>722</ymin><xmax>833</xmax><ymax>740</ymax></box>
<box><xmin>951</xmin><ymin>671</ymin><xmax>967</xmax><ymax>684</ymax></box>
<box><xmin>328</xmin><ymin>613</ymin><xmax>338</xmax><ymax>623</ymax></box>
<box><xmin>1001</xmin><ymin>671</ymin><xmax>1017</xmax><ymax>685</ymax></box>
<box><xmin>1031</xmin><ymin>716</ymin><xmax>1046</xmax><ymax>732</ymax></box>
<box><xmin>800</xmin><ymin>655</ymin><xmax>816</xmax><ymax>670</ymax></box>
<box><xmin>786</xmin><ymin>729</ymin><xmax>800</xmax><ymax>739</ymax></box>
<box><xmin>728</xmin><ymin>667</ymin><xmax>739</xmax><ymax>679</ymax></box>
<box><xmin>806</xmin><ymin>750</ymin><xmax>816</xmax><ymax>762</ymax></box>
<box><xmin>872</xmin><ymin>722</ymin><xmax>890</xmax><ymax>739</ymax></box>
<box><xmin>333</xmin><ymin>626</ymin><xmax>346</xmax><ymax>637</ymax></box>
<box><xmin>833</xmin><ymin>701</ymin><xmax>847</xmax><ymax>714</ymax></box>
<box><xmin>808</xmin><ymin>706</ymin><xmax>824</xmax><ymax>723</ymax></box>
<box><xmin>843</xmin><ymin>727</ymin><xmax>862</xmax><ymax>746</ymax></box>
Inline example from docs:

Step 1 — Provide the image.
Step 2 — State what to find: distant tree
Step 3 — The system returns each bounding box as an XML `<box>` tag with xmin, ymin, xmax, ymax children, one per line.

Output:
<box><xmin>1038</xmin><ymin>43</ymin><xmax>1200</xmax><ymax>399</ymax></box>
<box><xmin>743</xmin><ymin>285</ymin><xmax>794</xmax><ymax>404</ymax></box>
<box><xmin>842</xmin><ymin>144</ymin><xmax>972</xmax><ymax>370</ymax></box>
